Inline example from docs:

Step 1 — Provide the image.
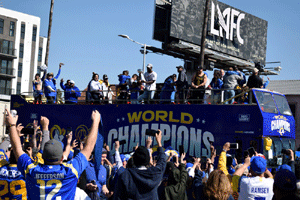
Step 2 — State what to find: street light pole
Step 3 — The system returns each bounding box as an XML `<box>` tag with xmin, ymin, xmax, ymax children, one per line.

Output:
<box><xmin>118</xmin><ymin>34</ymin><xmax>148</xmax><ymax>72</ymax></box>
<box><xmin>143</xmin><ymin>43</ymin><xmax>146</xmax><ymax>73</ymax></box>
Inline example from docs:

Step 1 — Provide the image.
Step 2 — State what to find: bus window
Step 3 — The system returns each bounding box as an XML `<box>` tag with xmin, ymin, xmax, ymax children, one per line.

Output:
<box><xmin>282</xmin><ymin>138</ymin><xmax>295</xmax><ymax>151</ymax></box>
<box><xmin>272</xmin><ymin>137</ymin><xmax>282</xmax><ymax>157</ymax></box>
<box><xmin>273</xmin><ymin>94</ymin><xmax>292</xmax><ymax>116</ymax></box>
<box><xmin>254</xmin><ymin>91</ymin><xmax>278</xmax><ymax>114</ymax></box>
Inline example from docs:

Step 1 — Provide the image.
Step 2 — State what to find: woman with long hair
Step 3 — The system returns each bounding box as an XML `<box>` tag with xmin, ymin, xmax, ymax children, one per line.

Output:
<box><xmin>203</xmin><ymin>169</ymin><xmax>233</xmax><ymax>200</ymax></box>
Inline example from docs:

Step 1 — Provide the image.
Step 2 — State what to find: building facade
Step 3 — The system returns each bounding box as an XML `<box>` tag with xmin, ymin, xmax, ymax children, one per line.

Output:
<box><xmin>0</xmin><ymin>7</ymin><xmax>46</xmax><ymax>139</ymax></box>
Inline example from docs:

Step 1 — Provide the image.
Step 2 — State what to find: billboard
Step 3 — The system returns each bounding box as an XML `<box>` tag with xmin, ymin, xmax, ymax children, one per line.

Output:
<box><xmin>170</xmin><ymin>0</ymin><xmax>268</xmax><ymax>64</ymax></box>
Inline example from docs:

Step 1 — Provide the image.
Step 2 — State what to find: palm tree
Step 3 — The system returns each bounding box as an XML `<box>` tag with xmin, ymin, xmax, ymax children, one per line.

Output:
<box><xmin>45</xmin><ymin>0</ymin><xmax>54</xmax><ymax>66</ymax></box>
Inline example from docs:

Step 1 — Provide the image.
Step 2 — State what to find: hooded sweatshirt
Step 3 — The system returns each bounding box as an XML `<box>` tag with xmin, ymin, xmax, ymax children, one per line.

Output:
<box><xmin>113</xmin><ymin>147</ymin><xmax>166</xmax><ymax>200</ymax></box>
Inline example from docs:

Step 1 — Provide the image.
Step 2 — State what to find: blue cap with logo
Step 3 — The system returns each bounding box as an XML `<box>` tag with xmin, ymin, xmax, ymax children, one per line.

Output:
<box><xmin>250</xmin><ymin>156</ymin><xmax>266</xmax><ymax>174</ymax></box>
<box><xmin>186</xmin><ymin>163</ymin><xmax>193</xmax><ymax>169</ymax></box>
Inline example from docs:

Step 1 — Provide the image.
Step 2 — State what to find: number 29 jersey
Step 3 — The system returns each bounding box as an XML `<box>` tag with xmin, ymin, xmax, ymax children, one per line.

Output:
<box><xmin>0</xmin><ymin>163</ymin><xmax>27</xmax><ymax>200</ymax></box>
<box><xmin>17</xmin><ymin>152</ymin><xmax>88</xmax><ymax>200</ymax></box>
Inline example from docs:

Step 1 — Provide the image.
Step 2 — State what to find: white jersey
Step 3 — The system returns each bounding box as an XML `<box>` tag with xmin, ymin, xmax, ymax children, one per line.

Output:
<box><xmin>238</xmin><ymin>176</ymin><xmax>274</xmax><ymax>200</ymax></box>
<box><xmin>144</xmin><ymin>71</ymin><xmax>157</xmax><ymax>91</ymax></box>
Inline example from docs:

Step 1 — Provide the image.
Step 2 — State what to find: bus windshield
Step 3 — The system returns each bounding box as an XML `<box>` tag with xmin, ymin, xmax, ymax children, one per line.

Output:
<box><xmin>273</xmin><ymin>94</ymin><xmax>293</xmax><ymax>116</ymax></box>
<box><xmin>254</xmin><ymin>91</ymin><xmax>278</xmax><ymax>114</ymax></box>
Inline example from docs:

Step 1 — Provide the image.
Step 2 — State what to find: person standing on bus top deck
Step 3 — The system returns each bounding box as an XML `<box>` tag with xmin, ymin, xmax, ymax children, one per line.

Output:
<box><xmin>191</xmin><ymin>66</ymin><xmax>207</xmax><ymax>104</ymax></box>
<box><xmin>33</xmin><ymin>73</ymin><xmax>43</xmax><ymax>104</ymax></box>
<box><xmin>247</xmin><ymin>68</ymin><xmax>263</xmax><ymax>89</ymax></box>
<box><xmin>223</xmin><ymin>67</ymin><xmax>243</xmax><ymax>104</ymax></box>
<box><xmin>137</xmin><ymin>64</ymin><xmax>157</xmax><ymax>104</ymax></box>
<box><xmin>176</xmin><ymin>66</ymin><xmax>189</xmax><ymax>104</ymax></box>
<box><xmin>43</xmin><ymin>63</ymin><xmax>63</xmax><ymax>104</ymax></box>
<box><xmin>160</xmin><ymin>74</ymin><xmax>176</xmax><ymax>104</ymax></box>
<box><xmin>233</xmin><ymin>151</ymin><xmax>274</xmax><ymax>200</ymax></box>
<box><xmin>88</xmin><ymin>73</ymin><xmax>102</xmax><ymax>104</ymax></box>
<box><xmin>101</xmin><ymin>74</ymin><xmax>110</xmax><ymax>103</ymax></box>
<box><xmin>5</xmin><ymin>109</ymin><xmax>101</xmax><ymax>200</ymax></box>
<box><xmin>60</xmin><ymin>79</ymin><xmax>81</xmax><ymax>104</ymax></box>
<box><xmin>0</xmin><ymin>150</ymin><xmax>27</xmax><ymax>200</ymax></box>
<box><xmin>209</xmin><ymin>70</ymin><xmax>223</xmax><ymax>104</ymax></box>
<box><xmin>118</xmin><ymin>70</ymin><xmax>131</xmax><ymax>102</ymax></box>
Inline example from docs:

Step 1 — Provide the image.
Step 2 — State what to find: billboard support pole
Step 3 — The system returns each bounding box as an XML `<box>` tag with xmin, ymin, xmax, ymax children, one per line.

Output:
<box><xmin>199</xmin><ymin>0</ymin><xmax>210</xmax><ymax>68</ymax></box>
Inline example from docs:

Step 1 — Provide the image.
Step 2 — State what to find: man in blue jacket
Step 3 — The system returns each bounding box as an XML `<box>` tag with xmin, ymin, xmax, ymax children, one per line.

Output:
<box><xmin>43</xmin><ymin>63</ymin><xmax>63</xmax><ymax>104</ymax></box>
<box><xmin>60</xmin><ymin>79</ymin><xmax>81</xmax><ymax>104</ymax></box>
<box><xmin>113</xmin><ymin>130</ymin><xmax>166</xmax><ymax>200</ymax></box>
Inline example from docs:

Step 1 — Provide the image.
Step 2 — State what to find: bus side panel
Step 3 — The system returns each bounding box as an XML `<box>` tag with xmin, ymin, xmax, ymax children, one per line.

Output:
<box><xmin>11</xmin><ymin>95</ymin><xmax>263</xmax><ymax>158</ymax></box>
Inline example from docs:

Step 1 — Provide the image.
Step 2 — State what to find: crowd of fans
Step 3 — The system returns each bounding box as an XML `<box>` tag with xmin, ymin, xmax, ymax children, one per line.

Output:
<box><xmin>31</xmin><ymin>63</ymin><xmax>269</xmax><ymax>105</ymax></box>
<box><xmin>1</xmin><ymin>110</ymin><xmax>300</xmax><ymax>200</ymax></box>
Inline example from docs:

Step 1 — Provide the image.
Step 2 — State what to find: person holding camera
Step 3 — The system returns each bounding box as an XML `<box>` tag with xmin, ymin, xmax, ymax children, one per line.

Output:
<box><xmin>113</xmin><ymin>129</ymin><xmax>166</xmax><ymax>200</ymax></box>
<box><xmin>162</xmin><ymin>152</ymin><xmax>188</xmax><ymax>200</ymax></box>
<box><xmin>233</xmin><ymin>153</ymin><xmax>274</xmax><ymax>199</ymax></box>
<box><xmin>281</xmin><ymin>149</ymin><xmax>295</xmax><ymax>173</ymax></box>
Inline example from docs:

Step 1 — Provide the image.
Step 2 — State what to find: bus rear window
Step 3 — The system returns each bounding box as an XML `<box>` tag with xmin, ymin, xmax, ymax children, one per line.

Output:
<box><xmin>254</xmin><ymin>91</ymin><xmax>278</xmax><ymax>114</ymax></box>
<box><xmin>273</xmin><ymin>94</ymin><xmax>292</xmax><ymax>116</ymax></box>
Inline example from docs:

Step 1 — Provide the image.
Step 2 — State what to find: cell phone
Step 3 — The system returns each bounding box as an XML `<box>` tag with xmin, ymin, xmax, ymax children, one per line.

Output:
<box><xmin>76</xmin><ymin>141</ymin><xmax>81</xmax><ymax>149</ymax></box>
<box><xmin>21</xmin><ymin>128</ymin><xmax>34</xmax><ymax>135</ymax></box>
<box><xmin>145</xmin><ymin>129</ymin><xmax>159</xmax><ymax>137</ymax></box>
<box><xmin>23</xmin><ymin>142</ymin><xmax>31</xmax><ymax>151</ymax></box>
<box><xmin>200</xmin><ymin>157</ymin><xmax>207</xmax><ymax>170</ymax></box>
<box><xmin>226</xmin><ymin>156</ymin><xmax>233</xmax><ymax>167</ymax></box>
<box><xmin>10</xmin><ymin>110</ymin><xmax>17</xmax><ymax>118</ymax></box>
<box><xmin>230</xmin><ymin>143</ymin><xmax>239</xmax><ymax>149</ymax></box>
<box><xmin>113</xmin><ymin>138</ymin><xmax>127</xmax><ymax>145</ymax></box>
<box><xmin>91</xmin><ymin>180</ymin><xmax>96</xmax><ymax>185</ymax></box>
<box><xmin>248</xmin><ymin>147</ymin><xmax>256</xmax><ymax>157</ymax></box>
<box><xmin>179</xmin><ymin>145</ymin><xmax>184</xmax><ymax>156</ymax></box>
<box><xmin>67</xmin><ymin>127</ymin><xmax>72</xmax><ymax>134</ymax></box>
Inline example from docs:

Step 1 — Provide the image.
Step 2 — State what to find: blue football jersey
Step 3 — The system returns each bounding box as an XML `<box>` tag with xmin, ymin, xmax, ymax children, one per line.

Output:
<box><xmin>18</xmin><ymin>152</ymin><xmax>88</xmax><ymax>199</ymax></box>
<box><xmin>0</xmin><ymin>163</ymin><xmax>27</xmax><ymax>200</ymax></box>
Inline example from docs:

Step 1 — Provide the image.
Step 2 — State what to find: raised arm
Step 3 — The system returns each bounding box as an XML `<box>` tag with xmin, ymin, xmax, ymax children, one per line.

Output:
<box><xmin>5</xmin><ymin>109</ymin><xmax>25</xmax><ymax>160</ymax></box>
<box><xmin>233</xmin><ymin>157</ymin><xmax>250</xmax><ymax>176</ymax></box>
<box><xmin>218</xmin><ymin>142</ymin><xmax>230</xmax><ymax>175</ymax></box>
<box><xmin>63</xmin><ymin>132</ymin><xmax>73</xmax><ymax>160</ymax></box>
<box><xmin>54</xmin><ymin>63</ymin><xmax>63</xmax><ymax>80</ymax></box>
<box><xmin>41</xmin><ymin>69</ymin><xmax>47</xmax><ymax>81</ymax></box>
<box><xmin>32</xmin><ymin>120</ymin><xmax>38</xmax><ymax>149</ymax></box>
<box><xmin>40</xmin><ymin>116</ymin><xmax>50</xmax><ymax>151</ymax></box>
<box><xmin>154</xmin><ymin>130</ymin><xmax>166</xmax><ymax>171</ymax></box>
<box><xmin>80</xmin><ymin>110</ymin><xmax>101</xmax><ymax>160</ymax></box>
<box><xmin>114</xmin><ymin>141</ymin><xmax>123</xmax><ymax>169</ymax></box>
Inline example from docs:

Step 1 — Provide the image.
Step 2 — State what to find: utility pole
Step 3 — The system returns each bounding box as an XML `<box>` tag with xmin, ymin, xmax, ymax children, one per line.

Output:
<box><xmin>45</xmin><ymin>0</ymin><xmax>54</xmax><ymax>66</ymax></box>
<box><xmin>199</xmin><ymin>0</ymin><xmax>210</xmax><ymax>68</ymax></box>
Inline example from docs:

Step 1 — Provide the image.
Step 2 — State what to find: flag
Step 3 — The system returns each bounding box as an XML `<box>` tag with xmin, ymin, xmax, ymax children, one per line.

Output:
<box><xmin>94</xmin><ymin>113</ymin><xmax>104</xmax><ymax>171</ymax></box>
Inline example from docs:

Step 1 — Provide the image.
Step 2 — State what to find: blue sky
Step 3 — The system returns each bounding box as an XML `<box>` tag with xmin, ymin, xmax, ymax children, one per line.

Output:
<box><xmin>4</xmin><ymin>0</ymin><xmax>300</xmax><ymax>90</ymax></box>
